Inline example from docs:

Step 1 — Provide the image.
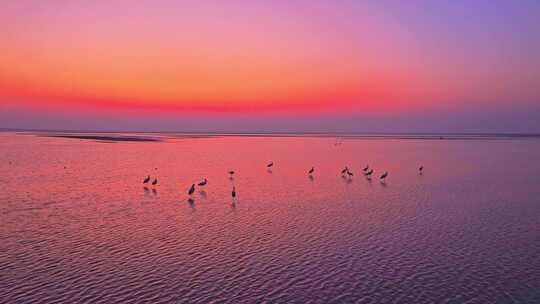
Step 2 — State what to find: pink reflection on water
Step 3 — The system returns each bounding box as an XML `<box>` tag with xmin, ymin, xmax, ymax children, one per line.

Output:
<box><xmin>1</xmin><ymin>133</ymin><xmax>540</xmax><ymax>303</ymax></box>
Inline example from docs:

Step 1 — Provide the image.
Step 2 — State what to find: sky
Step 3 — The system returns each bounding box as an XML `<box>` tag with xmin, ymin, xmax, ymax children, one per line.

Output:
<box><xmin>1</xmin><ymin>0</ymin><xmax>539</xmax><ymax>133</ymax></box>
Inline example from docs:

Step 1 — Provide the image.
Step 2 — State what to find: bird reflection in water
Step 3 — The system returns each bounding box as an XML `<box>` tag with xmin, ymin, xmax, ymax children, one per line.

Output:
<box><xmin>231</xmin><ymin>186</ymin><xmax>237</xmax><ymax>206</ymax></box>
<box><xmin>199</xmin><ymin>190</ymin><xmax>207</xmax><ymax>199</ymax></box>
<box><xmin>187</xmin><ymin>198</ymin><xmax>195</xmax><ymax>210</ymax></box>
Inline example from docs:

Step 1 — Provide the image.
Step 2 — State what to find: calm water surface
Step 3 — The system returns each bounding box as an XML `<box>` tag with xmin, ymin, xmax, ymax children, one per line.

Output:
<box><xmin>1</xmin><ymin>133</ymin><xmax>540</xmax><ymax>303</ymax></box>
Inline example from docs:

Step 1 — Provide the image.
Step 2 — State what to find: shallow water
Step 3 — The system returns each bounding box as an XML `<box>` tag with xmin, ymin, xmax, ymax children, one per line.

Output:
<box><xmin>1</xmin><ymin>132</ymin><xmax>540</xmax><ymax>304</ymax></box>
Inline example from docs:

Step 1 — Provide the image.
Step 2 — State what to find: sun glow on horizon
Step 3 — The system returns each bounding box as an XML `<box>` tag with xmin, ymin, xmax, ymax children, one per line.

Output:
<box><xmin>1</xmin><ymin>0</ymin><xmax>539</xmax><ymax>131</ymax></box>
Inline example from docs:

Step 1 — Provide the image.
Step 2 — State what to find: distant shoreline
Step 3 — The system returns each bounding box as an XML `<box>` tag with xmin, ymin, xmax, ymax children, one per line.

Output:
<box><xmin>2</xmin><ymin>128</ymin><xmax>540</xmax><ymax>141</ymax></box>
<box><xmin>41</xmin><ymin>134</ymin><xmax>162</xmax><ymax>142</ymax></box>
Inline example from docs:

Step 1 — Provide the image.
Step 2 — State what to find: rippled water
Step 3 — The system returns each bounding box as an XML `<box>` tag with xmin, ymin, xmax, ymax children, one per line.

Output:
<box><xmin>1</xmin><ymin>132</ymin><xmax>540</xmax><ymax>303</ymax></box>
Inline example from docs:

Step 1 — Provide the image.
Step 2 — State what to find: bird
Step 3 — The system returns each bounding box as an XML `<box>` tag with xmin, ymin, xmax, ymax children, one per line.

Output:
<box><xmin>267</xmin><ymin>162</ymin><xmax>274</xmax><ymax>168</ymax></box>
<box><xmin>419</xmin><ymin>166</ymin><xmax>424</xmax><ymax>174</ymax></box>
<box><xmin>152</xmin><ymin>178</ymin><xmax>158</xmax><ymax>186</ymax></box>
<box><xmin>143</xmin><ymin>176</ymin><xmax>151</xmax><ymax>184</ymax></box>
<box><xmin>308</xmin><ymin>167</ymin><xmax>314</xmax><ymax>175</ymax></box>
<box><xmin>231</xmin><ymin>186</ymin><xmax>236</xmax><ymax>198</ymax></box>
<box><xmin>188</xmin><ymin>184</ymin><xmax>195</xmax><ymax>195</ymax></box>
<box><xmin>380</xmin><ymin>172</ymin><xmax>388</xmax><ymax>182</ymax></box>
<box><xmin>347</xmin><ymin>170</ymin><xmax>354</xmax><ymax>178</ymax></box>
<box><xmin>198</xmin><ymin>178</ymin><xmax>207</xmax><ymax>186</ymax></box>
<box><xmin>365</xmin><ymin>169</ymin><xmax>374</xmax><ymax>177</ymax></box>
<box><xmin>341</xmin><ymin>167</ymin><xmax>349</xmax><ymax>175</ymax></box>
<box><xmin>363</xmin><ymin>165</ymin><xmax>369</xmax><ymax>172</ymax></box>
<box><xmin>228</xmin><ymin>170</ymin><xmax>235</xmax><ymax>177</ymax></box>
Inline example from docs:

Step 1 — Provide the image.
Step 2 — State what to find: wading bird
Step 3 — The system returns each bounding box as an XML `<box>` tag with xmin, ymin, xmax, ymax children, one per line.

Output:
<box><xmin>347</xmin><ymin>170</ymin><xmax>354</xmax><ymax>178</ymax></box>
<box><xmin>341</xmin><ymin>167</ymin><xmax>349</xmax><ymax>175</ymax></box>
<box><xmin>363</xmin><ymin>165</ymin><xmax>369</xmax><ymax>172</ymax></box>
<box><xmin>267</xmin><ymin>162</ymin><xmax>274</xmax><ymax>168</ymax></box>
<box><xmin>228</xmin><ymin>171</ymin><xmax>235</xmax><ymax>177</ymax></box>
<box><xmin>198</xmin><ymin>178</ymin><xmax>207</xmax><ymax>186</ymax></box>
<box><xmin>380</xmin><ymin>172</ymin><xmax>388</xmax><ymax>182</ymax></box>
<box><xmin>365</xmin><ymin>169</ymin><xmax>374</xmax><ymax>177</ymax></box>
<box><xmin>419</xmin><ymin>166</ymin><xmax>424</xmax><ymax>174</ymax></box>
<box><xmin>308</xmin><ymin>167</ymin><xmax>314</xmax><ymax>175</ymax></box>
<box><xmin>188</xmin><ymin>184</ymin><xmax>195</xmax><ymax>195</ymax></box>
<box><xmin>152</xmin><ymin>178</ymin><xmax>158</xmax><ymax>186</ymax></box>
<box><xmin>143</xmin><ymin>176</ymin><xmax>151</xmax><ymax>184</ymax></box>
<box><xmin>232</xmin><ymin>186</ymin><xmax>236</xmax><ymax>198</ymax></box>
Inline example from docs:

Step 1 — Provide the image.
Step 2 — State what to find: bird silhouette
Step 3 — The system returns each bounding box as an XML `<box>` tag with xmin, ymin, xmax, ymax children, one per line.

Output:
<box><xmin>380</xmin><ymin>172</ymin><xmax>388</xmax><ymax>182</ymax></box>
<box><xmin>143</xmin><ymin>176</ymin><xmax>151</xmax><ymax>184</ymax></box>
<box><xmin>419</xmin><ymin>166</ymin><xmax>424</xmax><ymax>174</ymax></box>
<box><xmin>308</xmin><ymin>167</ymin><xmax>314</xmax><ymax>175</ymax></box>
<box><xmin>152</xmin><ymin>178</ymin><xmax>158</xmax><ymax>186</ymax></box>
<box><xmin>188</xmin><ymin>184</ymin><xmax>195</xmax><ymax>195</ymax></box>
<box><xmin>198</xmin><ymin>178</ymin><xmax>207</xmax><ymax>186</ymax></box>
<box><xmin>267</xmin><ymin>162</ymin><xmax>274</xmax><ymax>168</ymax></box>
<box><xmin>341</xmin><ymin>167</ymin><xmax>349</xmax><ymax>175</ymax></box>
<box><xmin>363</xmin><ymin>165</ymin><xmax>369</xmax><ymax>172</ymax></box>
<box><xmin>228</xmin><ymin>171</ymin><xmax>235</xmax><ymax>177</ymax></box>
<box><xmin>365</xmin><ymin>169</ymin><xmax>374</xmax><ymax>177</ymax></box>
<box><xmin>347</xmin><ymin>171</ymin><xmax>354</xmax><ymax>177</ymax></box>
<box><xmin>231</xmin><ymin>186</ymin><xmax>236</xmax><ymax>198</ymax></box>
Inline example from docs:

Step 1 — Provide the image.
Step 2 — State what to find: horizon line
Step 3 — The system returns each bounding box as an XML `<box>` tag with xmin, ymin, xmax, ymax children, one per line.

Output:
<box><xmin>2</xmin><ymin>127</ymin><xmax>540</xmax><ymax>138</ymax></box>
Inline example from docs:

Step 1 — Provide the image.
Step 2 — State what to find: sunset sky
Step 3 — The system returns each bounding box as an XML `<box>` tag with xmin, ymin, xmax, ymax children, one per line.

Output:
<box><xmin>1</xmin><ymin>0</ymin><xmax>539</xmax><ymax>132</ymax></box>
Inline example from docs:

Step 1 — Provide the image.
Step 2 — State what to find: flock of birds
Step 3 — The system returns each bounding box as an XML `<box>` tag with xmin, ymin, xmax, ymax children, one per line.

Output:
<box><xmin>142</xmin><ymin>162</ymin><xmax>425</xmax><ymax>202</ymax></box>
